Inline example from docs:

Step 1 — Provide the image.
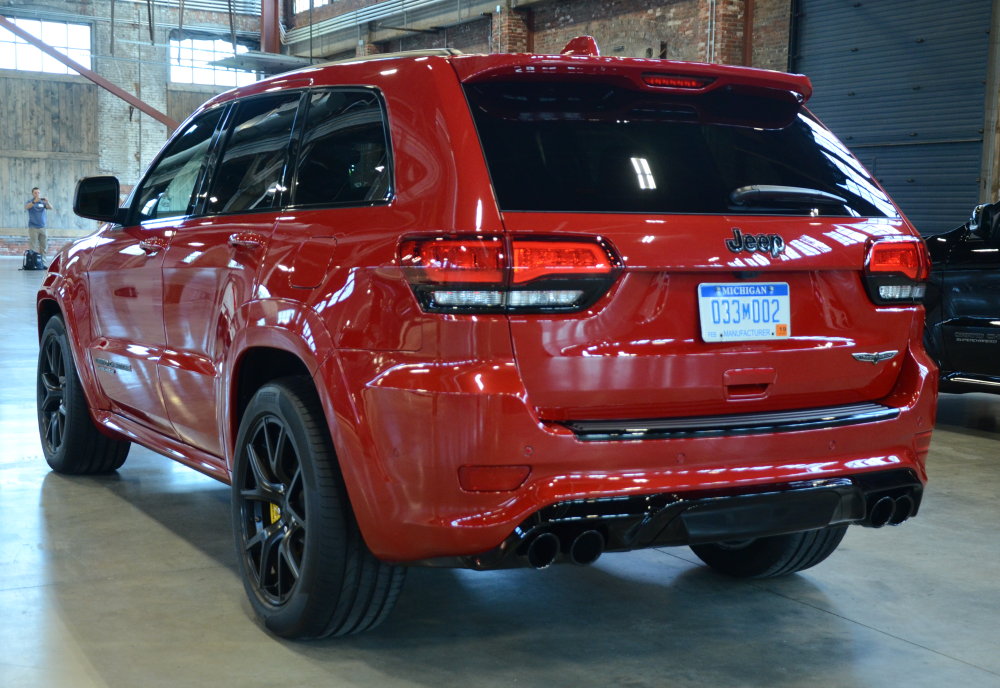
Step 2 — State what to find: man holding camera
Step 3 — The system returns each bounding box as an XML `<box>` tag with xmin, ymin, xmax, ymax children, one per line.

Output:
<box><xmin>24</xmin><ymin>186</ymin><xmax>53</xmax><ymax>260</ymax></box>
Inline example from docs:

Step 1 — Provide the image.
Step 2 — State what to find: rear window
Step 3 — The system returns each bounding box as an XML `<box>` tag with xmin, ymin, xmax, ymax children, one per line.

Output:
<box><xmin>290</xmin><ymin>89</ymin><xmax>392</xmax><ymax>207</ymax></box>
<box><xmin>464</xmin><ymin>81</ymin><xmax>895</xmax><ymax>217</ymax></box>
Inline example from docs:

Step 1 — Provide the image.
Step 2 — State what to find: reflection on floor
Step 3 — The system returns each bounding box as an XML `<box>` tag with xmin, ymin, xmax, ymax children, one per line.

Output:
<box><xmin>1</xmin><ymin>256</ymin><xmax>999</xmax><ymax>687</ymax></box>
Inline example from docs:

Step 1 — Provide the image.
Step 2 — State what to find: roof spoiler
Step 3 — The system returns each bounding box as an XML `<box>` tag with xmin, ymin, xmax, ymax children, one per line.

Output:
<box><xmin>453</xmin><ymin>39</ymin><xmax>813</xmax><ymax>104</ymax></box>
<box><xmin>561</xmin><ymin>36</ymin><xmax>600</xmax><ymax>56</ymax></box>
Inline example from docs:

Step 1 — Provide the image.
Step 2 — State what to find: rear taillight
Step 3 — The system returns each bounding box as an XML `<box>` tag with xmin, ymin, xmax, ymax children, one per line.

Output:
<box><xmin>398</xmin><ymin>235</ymin><xmax>621</xmax><ymax>313</ymax></box>
<box><xmin>863</xmin><ymin>236</ymin><xmax>929</xmax><ymax>305</ymax></box>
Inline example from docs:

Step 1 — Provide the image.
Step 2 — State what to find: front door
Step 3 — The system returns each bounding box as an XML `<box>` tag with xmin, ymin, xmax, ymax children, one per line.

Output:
<box><xmin>87</xmin><ymin>107</ymin><xmax>225</xmax><ymax>436</ymax></box>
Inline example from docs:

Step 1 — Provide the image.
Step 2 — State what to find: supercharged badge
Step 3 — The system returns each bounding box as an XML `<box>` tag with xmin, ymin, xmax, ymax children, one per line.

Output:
<box><xmin>726</xmin><ymin>228</ymin><xmax>785</xmax><ymax>258</ymax></box>
<box><xmin>94</xmin><ymin>357</ymin><xmax>132</xmax><ymax>374</ymax></box>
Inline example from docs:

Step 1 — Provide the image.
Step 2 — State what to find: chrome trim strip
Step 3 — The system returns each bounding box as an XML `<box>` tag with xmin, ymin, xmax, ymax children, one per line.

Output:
<box><xmin>565</xmin><ymin>402</ymin><xmax>899</xmax><ymax>441</ymax></box>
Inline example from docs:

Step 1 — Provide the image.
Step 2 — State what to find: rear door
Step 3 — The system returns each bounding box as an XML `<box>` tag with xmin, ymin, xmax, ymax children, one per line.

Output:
<box><xmin>159</xmin><ymin>92</ymin><xmax>302</xmax><ymax>458</ymax></box>
<box><xmin>463</xmin><ymin>75</ymin><xmax>922</xmax><ymax>421</ymax></box>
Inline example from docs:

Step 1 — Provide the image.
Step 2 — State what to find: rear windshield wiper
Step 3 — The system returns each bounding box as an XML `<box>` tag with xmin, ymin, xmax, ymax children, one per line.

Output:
<box><xmin>730</xmin><ymin>185</ymin><xmax>847</xmax><ymax>208</ymax></box>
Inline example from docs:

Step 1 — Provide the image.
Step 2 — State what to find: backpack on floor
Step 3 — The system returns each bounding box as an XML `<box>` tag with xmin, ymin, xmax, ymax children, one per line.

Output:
<box><xmin>20</xmin><ymin>249</ymin><xmax>46</xmax><ymax>271</ymax></box>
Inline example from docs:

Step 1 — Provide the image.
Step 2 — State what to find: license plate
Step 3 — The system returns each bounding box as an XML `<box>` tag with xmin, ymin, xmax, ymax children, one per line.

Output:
<box><xmin>698</xmin><ymin>282</ymin><xmax>791</xmax><ymax>342</ymax></box>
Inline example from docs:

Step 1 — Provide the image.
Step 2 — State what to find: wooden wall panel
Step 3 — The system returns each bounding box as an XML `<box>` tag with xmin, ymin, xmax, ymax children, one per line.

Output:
<box><xmin>0</xmin><ymin>72</ymin><xmax>99</xmax><ymax>231</ymax></box>
<box><xmin>167</xmin><ymin>87</ymin><xmax>221</xmax><ymax>127</ymax></box>
<box><xmin>0</xmin><ymin>156</ymin><xmax>103</xmax><ymax>232</ymax></box>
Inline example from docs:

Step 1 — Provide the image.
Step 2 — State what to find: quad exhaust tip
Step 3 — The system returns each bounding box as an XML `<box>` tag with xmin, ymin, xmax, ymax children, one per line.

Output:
<box><xmin>526</xmin><ymin>532</ymin><xmax>560</xmax><ymax>569</ymax></box>
<box><xmin>889</xmin><ymin>494</ymin><xmax>914</xmax><ymax>525</ymax></box>
<box><xmin>568</xmin><ymin>530</ymin><xmax>605</xmax><ymax>566</ymax></box>
<box><xmin>866</xmin><ymin>494</ymin><xmax>916</xmax><ymax>528</ymax></box>
<box><xmin>524</xmin><ymin>530</ymin><xmax>606</xmax><ymax>569</ymax></box>
<box><xmin>868</xmin><ymin>496</ymin><xmax>895</xmax><ymax>528</ymax></box>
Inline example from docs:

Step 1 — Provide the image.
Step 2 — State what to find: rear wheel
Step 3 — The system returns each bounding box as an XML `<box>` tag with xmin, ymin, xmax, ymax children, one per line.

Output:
<box><xmin>232</xmin><ymin>377</ymin><xmax>405</xmax><ymax>639</ymax></box>
<box><xmin>689</xmin><ymin>525</ymin><xmax>848</xmax><ymax>578</ymax></box>
<box><xmin>37</xmin><ymin>315</ymin><xmax>130</xmax><ymax>474</ymax></box>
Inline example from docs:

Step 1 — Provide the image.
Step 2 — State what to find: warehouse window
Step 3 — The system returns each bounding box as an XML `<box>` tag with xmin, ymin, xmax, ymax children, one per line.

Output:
<box><xmin>169</xmin><ymin>36</ymin><xmax>256</xmax><ymax>88</ymax></box>
<box><xmin>293</xmin><ymin>0</ymin><xmax>330</xmax><ymax>14</ymax></box>
<box><xmin>0</xmin><ymin>17</ymin><xmax>91</xmax><ymax>74</ymax></box>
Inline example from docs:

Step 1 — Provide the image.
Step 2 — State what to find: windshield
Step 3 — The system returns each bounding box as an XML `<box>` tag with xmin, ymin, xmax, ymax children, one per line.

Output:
<box><xmin>464</xmin><ymin>81</ymin><xmax>896</xmax><ymax>217</ymax></box>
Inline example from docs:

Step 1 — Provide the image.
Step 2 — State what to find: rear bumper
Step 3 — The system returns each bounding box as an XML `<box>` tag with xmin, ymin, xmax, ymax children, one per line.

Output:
<box><xmin>330</xmin><ymin>340</ymin><xmax>937</xmax><ymax>564</ymax></box>
<box><xmin>414</xmin><ymin>468</ymin><xmax>922</xmax><ymax>569</ymax></box>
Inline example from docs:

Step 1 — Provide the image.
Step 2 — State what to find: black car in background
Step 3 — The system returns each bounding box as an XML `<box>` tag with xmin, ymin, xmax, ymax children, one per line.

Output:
<box><xmin>924</xmin><ymin>201</ymin><xmax>1000</xmax><ymax>392</ymax></box>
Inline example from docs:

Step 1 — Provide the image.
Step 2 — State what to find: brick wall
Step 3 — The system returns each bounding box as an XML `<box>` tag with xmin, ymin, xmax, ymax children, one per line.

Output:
<box><xmin>0</xmin><ymin>229</ymin><xmax>93</xmax><ymax>257</ymax></box>
<box><xmin>530</xmin><ymin>0</ymin><xmax>788</xmax><ymax>66</ymax></box>
<box><xmin>292</xmin><ymin>0</ymin><xmax>791</xmax><ymax>67</ymax></box>
<box><xmin>752</xmin><ymin>0</ymin><xmax>792</xmax><ymax>71</ymax></box>
<box><xmin>493</xmin><ymin>5</ymin><xmax>530</xmax><ymax>54</ymax></box>
<box><xmin>710</xmin><ymin>0</ymin><xmax>746</xmax><ymax>65</ymax></box>
<box><xmin>395</xmin><ymin>17</ymin><xmax>491</xmax><ymax>54</ymax></box>
<box><xmin>532</xmin><ymin>0</ymin><xmax>691</xmax><ymax>60</ymax></box>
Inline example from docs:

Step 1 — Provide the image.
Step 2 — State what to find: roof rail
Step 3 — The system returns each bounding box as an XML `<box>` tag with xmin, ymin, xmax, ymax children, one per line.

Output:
<box><xmin>316</xmin><ymin>48</ymin><xmax>462</xmax><ymax>67</ymax></box>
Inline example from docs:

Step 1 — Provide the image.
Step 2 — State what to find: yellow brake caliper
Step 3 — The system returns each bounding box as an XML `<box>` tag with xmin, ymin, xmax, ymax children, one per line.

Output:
<box><xmin>269</xmin><ymin>502</ymin><xmax>282</xmax><ymax>525</ymax></box>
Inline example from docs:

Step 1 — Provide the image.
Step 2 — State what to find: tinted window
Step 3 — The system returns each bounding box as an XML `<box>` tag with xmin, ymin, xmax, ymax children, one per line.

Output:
<box><xmin>205</xmin><ymin>93</ymin><xmax>300</xmax><ymax>215</ymax></box>
<box><xmin>465</xmin><ymin>81</ymin><xmax>895</xmax><ymax>217</ymax></box>
<box><xmin>134</xmin><ymin>108</ymin><xmax>223</xmax><ymax>222</ymax></box>
<box><xmin>291</xmin><ymin>90</ymin><xmax>391</xmax><ymax>207</ymax></box>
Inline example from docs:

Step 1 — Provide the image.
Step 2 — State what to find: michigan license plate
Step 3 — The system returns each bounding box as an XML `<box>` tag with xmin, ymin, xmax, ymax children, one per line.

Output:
<box><xmin>698</xmin><ymin>282</ymin><xmax>791</xmax><ymax>342</ymax></box>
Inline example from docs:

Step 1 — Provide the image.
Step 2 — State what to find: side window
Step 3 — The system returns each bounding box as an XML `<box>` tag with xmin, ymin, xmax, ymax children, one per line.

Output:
<box><xmin>133</xmin><ymin>108</ymin><xmax>223</xmax><ymax>222</ymax></box>
<box><xmin>204</xmin><ymin>93</ymin><xmax>300</xmax><ymax>215</ymax></box>
<box><xmin>291</xmin><ymin>89</ymin><xmax>392</xmax><ymax>207</ymax></box>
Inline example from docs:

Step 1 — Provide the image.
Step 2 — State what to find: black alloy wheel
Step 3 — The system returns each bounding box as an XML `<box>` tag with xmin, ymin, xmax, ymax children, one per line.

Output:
<box><xmin>237</xmin><ymin>415</ymin><xmax>308</xmax><ymax>606</ymax></box>
<box><xmin>36</xmin><ymin>315</ymin><xmax>130</xmax><ymax>474</ymax></box>
<box><xmin>232</xmin><ymin>378</ymin><xmax>405</xmax><ymax>639</ymax></box>
<box><xmin>38</xmin><ymin>331</ymin><xmax>68</xmax><ymax>455</ymax></box>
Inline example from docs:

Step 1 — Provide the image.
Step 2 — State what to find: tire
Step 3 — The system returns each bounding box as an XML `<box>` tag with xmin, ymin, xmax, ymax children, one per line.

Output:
<box><xmin>37</xmin><ymin>315</ymin><xmax>130</xmax><ymax>474</ymax></box>
<box><xmin>689</xmin><ymin>525</ymin><xmax>848</xmax><ymax>579</ymax></box>
<box><xmin>231</xmin><ymin>377</ymin><xmax>405</xmax><ymax>639</ymax></box>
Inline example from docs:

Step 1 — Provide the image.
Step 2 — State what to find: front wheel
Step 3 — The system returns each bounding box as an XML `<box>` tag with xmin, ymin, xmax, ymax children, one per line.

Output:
<box><xmin>689</xmin><ymin>525</ymin><xmax>848</xmax><ymax>579</ymax></box>
<box><xmin>37</xmin><ymin>315</ymin><xmax>130</xmax><ymax>474</ymax></box>
<box><xmin>232</xmin><ymin>377</ymin><xmax>405</xmax><ymax>639</ymax></box>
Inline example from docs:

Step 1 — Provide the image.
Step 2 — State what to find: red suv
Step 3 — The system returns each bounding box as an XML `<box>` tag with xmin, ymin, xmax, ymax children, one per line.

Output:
<box><xmin>38</xmin><ymin>39</ymin><xmax>936</xmax><ymax>639</ymax></box>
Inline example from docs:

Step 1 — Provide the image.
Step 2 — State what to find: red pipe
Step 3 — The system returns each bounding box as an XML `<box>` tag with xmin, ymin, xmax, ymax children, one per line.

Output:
<box><xmin>260</xmin><ymin>0</ymin><xmax>281</xmax><ymax>54</ymax></box>
<box><xmin>0</xmin><ymin>16</ymin><xmax>179</xmax><ymax>130</ymax></box>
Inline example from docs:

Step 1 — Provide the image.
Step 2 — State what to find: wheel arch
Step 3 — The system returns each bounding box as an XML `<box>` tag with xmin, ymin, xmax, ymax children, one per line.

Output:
<box><xmin>226</xmin><ymin>339</ymin><xmax>384</xmax><ymax>557</ymax></box>
<box><xmin>35</xmin><ymin>296</ymin><xmax>126</xmax><ymax>444</ymax></box>
<box><xmin>36</xmin><ymin>297</ymin><xmax>61</xmax><ymax>340</ymax></box>
<box><xmin>230</xmin><ymin>346</ymin><xmax>313</xmax><ymax>455</ymax></box>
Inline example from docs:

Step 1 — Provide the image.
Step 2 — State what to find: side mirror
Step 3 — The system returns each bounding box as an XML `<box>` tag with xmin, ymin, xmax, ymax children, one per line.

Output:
<box><xmin>74</xmin><ymin>176</ymin><xmax>123</xmax><ymax>223</ymax></box>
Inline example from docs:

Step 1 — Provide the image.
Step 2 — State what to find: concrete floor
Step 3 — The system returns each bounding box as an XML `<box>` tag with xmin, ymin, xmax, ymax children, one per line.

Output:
<box><xmin>2</xmin><ymin>254</ymin><xmax>999</xmax><ymax>688</ymax></box>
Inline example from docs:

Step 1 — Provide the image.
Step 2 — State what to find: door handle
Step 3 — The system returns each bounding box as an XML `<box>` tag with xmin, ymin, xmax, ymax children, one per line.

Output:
<box><xmin>138</xmin><ymin>237</ymin><xmax>168</xmax><ymax>255</ymax></box>
<box><xmin>229</xmin><ymin>232</ymin><xmax>267</xmax><ymax>250</ymax></box>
